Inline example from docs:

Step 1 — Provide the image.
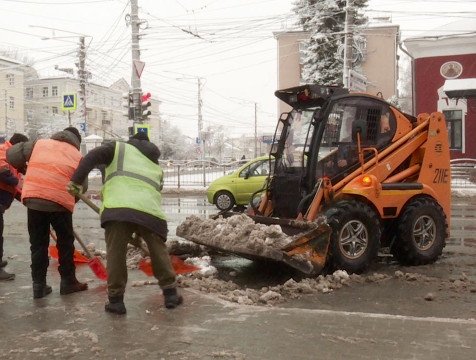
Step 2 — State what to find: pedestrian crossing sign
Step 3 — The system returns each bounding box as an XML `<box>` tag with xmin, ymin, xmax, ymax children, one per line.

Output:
<box><xmin>62</xmin><ymin>93</ymin><xmax>77</xmax><ymax>110</ymax></box>
<box><xmin>134</xmin><ymin>124</ymin><xmax>150</xmax><ymax>137</ymax></box>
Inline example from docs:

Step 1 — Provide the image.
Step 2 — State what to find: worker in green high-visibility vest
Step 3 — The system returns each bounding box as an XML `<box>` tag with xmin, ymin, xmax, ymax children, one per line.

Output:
<box><xmin>67</xmin><ymin>132</ymin><xmax>182</xmax><ymax>315</ymax></box>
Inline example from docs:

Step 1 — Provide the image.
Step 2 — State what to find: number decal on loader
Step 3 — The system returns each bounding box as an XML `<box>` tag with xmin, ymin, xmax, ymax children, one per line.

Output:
<box><xmin>433</xmin><ymin>168</ymin><xmax>449</xmax><ymax>183</ymax></box>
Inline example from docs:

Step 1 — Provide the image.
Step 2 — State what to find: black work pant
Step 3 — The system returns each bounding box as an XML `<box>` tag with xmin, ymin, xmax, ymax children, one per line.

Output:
<box><xmin>27</xmin><ymin>208</ymin><xmax>76</xmax><ymax>283</ymax></box>
<box><xmin>0</xmin><ymin>212</ymin><xmax>4</xmax><ymax>261</ymax></box>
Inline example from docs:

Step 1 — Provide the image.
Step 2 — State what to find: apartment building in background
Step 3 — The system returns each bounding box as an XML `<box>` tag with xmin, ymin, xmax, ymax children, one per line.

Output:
<box><xmin>1</xmin><ymin>56</ymin><xmax>160</xmax><ymax>144</ymax></box>
<box><xmin>274</xmin><ymin>24</ymin><xmax>400</xmax><ymax>115</ymax></box>
<box><xmin>0</xmin><ymin>56</ymin><xmax>26</xmax><ymax>141</ymax></box>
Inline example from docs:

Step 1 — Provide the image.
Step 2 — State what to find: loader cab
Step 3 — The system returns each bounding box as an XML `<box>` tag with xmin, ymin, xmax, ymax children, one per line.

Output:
<box><xmin>304</xmin><ymin>95</ymin><xmax>397</xmax><ymax>187</ymax></box>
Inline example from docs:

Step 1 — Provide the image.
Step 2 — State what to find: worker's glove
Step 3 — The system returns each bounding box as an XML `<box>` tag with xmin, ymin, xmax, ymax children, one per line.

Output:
<box><xmin>66</xmin><ymin>181</ymin><xmax>83</xmax><ymax>196</ymax></box>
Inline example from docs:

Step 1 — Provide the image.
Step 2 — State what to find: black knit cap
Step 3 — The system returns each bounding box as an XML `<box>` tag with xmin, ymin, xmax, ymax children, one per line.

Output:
<box><xmin>129</xmin><ymin>132</ymin><xmax>149</xmax><ymax>141</ymax></box>
<box><xmin>64</xmin><ymin>127</ymin><xmax>82</xmax><ymax>143</ymax></box>
<box><xmin>9</xmin><ymin>133</ymin><xmax>29</xmax><ymax>145</ymax></box>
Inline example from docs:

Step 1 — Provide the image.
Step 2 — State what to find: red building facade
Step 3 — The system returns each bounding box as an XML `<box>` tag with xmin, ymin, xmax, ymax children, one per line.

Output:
<box><xmin>404</xmin><ymin>21</ymin><xmax>476</xmax><ymax>159</ymax></box>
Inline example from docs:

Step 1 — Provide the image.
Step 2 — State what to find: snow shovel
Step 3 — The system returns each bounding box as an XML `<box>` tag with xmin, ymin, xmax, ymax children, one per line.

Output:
<box><xmin>48</xmin><ymin>230</ymin><xmax>89</xmax><ymax>263</ymax></box>
<box><xmin>78</xmin><ymin>194</ymin><xmax>200</xmax><ymax>275</ymax></box>
<box><xmin>72</xmin><ymin>230</ymin><xmax>107</xmax><ymax>281</ymax></box>
<box><xmin>130</xmin><ymin>234</ymin><xmax>200</xmax><ymax>275</ymax></box>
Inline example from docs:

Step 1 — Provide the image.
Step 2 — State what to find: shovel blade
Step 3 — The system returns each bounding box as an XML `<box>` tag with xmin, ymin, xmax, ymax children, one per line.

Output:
<box><xmin>139</xmin><ymin>255</ymin><xmax>200</xmax><ymax>276</ymax></box>
<box><xmin>88</xmin><ymin>257</ymin><xmax>108</xmax><ymax>281</ymax></box>
<box><xmin>48</xmin><ymin>245</ymin><xmax>90</xmax><ymax>263</ymax></box>
<box><xmin>178</xmin><ymin>212</ymin><xmax>331</xmax><ymax>275</ymax></box>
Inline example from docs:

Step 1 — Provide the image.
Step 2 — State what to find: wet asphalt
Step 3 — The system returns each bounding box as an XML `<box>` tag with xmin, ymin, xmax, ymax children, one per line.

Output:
<box><xmin>0</xmin><ymin>190</ymin><xmax>475</xmax><ymax>359</ymax></box>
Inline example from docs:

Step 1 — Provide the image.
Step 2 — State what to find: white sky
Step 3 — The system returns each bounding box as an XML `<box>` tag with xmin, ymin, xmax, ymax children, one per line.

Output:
<box><xmin>0</xmin><ymin>0</ymin><xmax>475</xmax><ymax>140</ymax></box>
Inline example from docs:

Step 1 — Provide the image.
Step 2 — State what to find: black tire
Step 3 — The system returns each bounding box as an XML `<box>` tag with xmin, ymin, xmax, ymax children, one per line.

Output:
<box><xmin>391</xmin><ymin>197</ymin><xmax>447</xmax><ymax>266</ymax></box>
<box><xmin>214</xmin><ymin>191</ymin><xmax>235</xmax><ymax>211</ymax></box>
<box><xmin>324</xmin><ymin>201</ymin><xmax>381</xmax><ymax>274</ymax></box>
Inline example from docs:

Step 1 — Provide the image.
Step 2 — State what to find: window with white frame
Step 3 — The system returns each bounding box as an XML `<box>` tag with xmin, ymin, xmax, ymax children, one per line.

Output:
<box><xmin>52</xmin><ymin>106</ymin><xmax>58</xmax><ymax>115</ymax></box>
<box><xmin>26</xmin><ymin>87</ymin><xmax>33</xmax><ymax>98</ymax></box>
<box><xmin>9</xmin><ymin>97</ymin><xmax>14</xmax><ymax>109</ymax></box>
<box><xmin>52</xmin><ymin>86</ymin><xmax>58</xmax><ymax>97</ymax></box>
<box><xmin>42</xmin><ymin>87</ymin><xmax>48</xmax><ymax>97</ymax></box>
<box><xmin>443</xmin><ymin>110</ymin><xmax>462</xmax><ymax>150</ymax></box>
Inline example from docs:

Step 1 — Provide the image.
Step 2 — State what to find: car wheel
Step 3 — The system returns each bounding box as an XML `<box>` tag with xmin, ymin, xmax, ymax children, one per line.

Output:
<box><xmin>324</xmin><ymin>200</ymin><xmax>381</xmax><ymax>274</ymax></box>
<box><xmin>214</xmin><ymin>191</ymin><xmax>235</xmax><ymax>211</ymax></box>
<box><xmin>391</xmin><ymin>197</ymin><xmax>447</xmax><ymax>265</ymax></box>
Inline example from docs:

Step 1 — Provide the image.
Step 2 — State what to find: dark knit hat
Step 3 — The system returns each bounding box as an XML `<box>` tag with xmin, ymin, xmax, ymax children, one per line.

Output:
<box><xmin>129</xmin><ymin>132</ymin><xmax>149</xmax><ymax>141</ymax></box>
<box><xmin>64</xmin><ymin>127</ymin><xmax>81</xmax><ymax>143</ymax></box>
<box><xmin>9</xmin><ymin>133</ymin><xmax>29</xmax><ymax>145</ymax></box>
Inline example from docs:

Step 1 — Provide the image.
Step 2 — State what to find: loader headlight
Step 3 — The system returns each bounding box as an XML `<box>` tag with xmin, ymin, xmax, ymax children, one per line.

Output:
<box><xmin>362</xmin><ymin>176</ymin><xmax>372</xmax><ymax>185</ymax></box>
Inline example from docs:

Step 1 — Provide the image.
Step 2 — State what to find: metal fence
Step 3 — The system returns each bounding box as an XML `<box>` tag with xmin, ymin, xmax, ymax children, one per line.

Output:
<box><xmin>450</xmin><ymin>158</ymin><xmax>476</xmax><ymax>189</ymax></box>
<box><xmin>160</xmin><ymin>160</ymin><xmax>245</xmax><ymax>188</ymax></box>
<box><xmin>159</xmin><ymin>158</ymin><xmax>476</xmax><ymax>190</ymax></box>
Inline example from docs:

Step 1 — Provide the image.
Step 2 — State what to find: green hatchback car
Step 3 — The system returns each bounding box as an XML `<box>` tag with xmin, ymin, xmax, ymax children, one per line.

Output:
<box><xmin>207</xmin><ymin>156</ymin><xmax>273</xmax><ymax>211</ymax></box>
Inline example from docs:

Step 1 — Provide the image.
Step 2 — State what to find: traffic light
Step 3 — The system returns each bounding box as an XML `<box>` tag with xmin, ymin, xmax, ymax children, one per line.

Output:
<box><xmin>122</xmin><ymin>91</ymin><xmax>133</xmax><ymax>120</ymax></box>
<box><xmin>141</xmin><ymin>92</ymin><xmax>151</xmax><ymax>120</ymax></box>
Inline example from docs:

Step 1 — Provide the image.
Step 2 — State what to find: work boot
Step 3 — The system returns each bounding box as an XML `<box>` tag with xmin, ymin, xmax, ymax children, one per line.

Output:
<box><xmin>163</xmin><ymin>288</ymin><xmax>183</xmax><ymax>309</ymax></box>
<box><xmin>60</xmin><ymin>275</ymin><xmax>88</xmax><ymax>295</ymax></box>
<box><xmin>0</xmin><ymin>260</ymin><xmax>7</xmax><ymax>268</ymax></box>
<box><xmin>105</xmin><ymin>296</ymin><xmax>127</xmax><ymax>315</ymax></box>
<box><xmin>33</xmin><ymin>282</ymin><xmax>52</xmax><ymax>299</ymax></box>
<box><xmin>0</xmin><ymin>268</ymin><xmax>14</xmax><ymax>281</ymax></box>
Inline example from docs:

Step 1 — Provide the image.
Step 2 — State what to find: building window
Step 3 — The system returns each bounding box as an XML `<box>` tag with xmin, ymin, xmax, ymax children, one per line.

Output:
<box><xmin>52</xmin><ymin>107</ymin><xmax>58</xmax><ymax>115</ymax></box>
<box><xmin>7</xmin><ymin>74</ymin><xmax>14</xmax><ymax>85</ymax></box>
<box><xmin>26</xmin><ymin>87</ymin><xmax>33</xmax><ymax>98</ymax></box>
<box><xmin>52</xmin><ymin>86</ymin><xmax>58</xmax><ymax>97</ymax></box>
<box><xmin>443</xmin><ymin>110</ymin><xmax>462</xmax><ymax>150</ymax></box>
<box><xmin>42</xmin><ymin>87</ymin><xmax>48</xmax><ymax>97</ymax></box>
<box><xmin>9</xmin><ymin>97</ymin><xmax>14</xmax><ymax>109</ymax></box>
<box><xmin>42</xmin><ymin>106</ymin><xmax>49</xmax><ymax>114</ymax></box>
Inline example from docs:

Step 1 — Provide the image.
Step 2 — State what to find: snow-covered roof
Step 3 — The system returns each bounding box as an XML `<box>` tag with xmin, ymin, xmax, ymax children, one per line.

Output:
<box><xmin>0</xmin><ymin>55</ymin><xmax>22</xmax><ymax>65</ymax></box>
<box><xmin>404</xmin><ymin>19</ymin><xmax>476</xmax><ymax>59</ymax></box>
<box><xmin>444</xmin><ymin>78</ymin><xmax>476</xmax><ymax>98</ymax></box>
<box><xmin>409</xmin><ymin>19</ymin><xmax>476</xmax><ymax>39</ymax></box>
<box><xmin>84</xmin><ymin>134</ymin><xmax>103</xmax><ymax>141</ymax></box>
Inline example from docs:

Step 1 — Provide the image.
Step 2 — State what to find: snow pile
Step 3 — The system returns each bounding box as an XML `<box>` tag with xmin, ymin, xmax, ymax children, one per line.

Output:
<box><xmin>84</xmin><ymin>243</ymin><xmax>106</xmax><ymax>259</ymax></box>
<box><xmin>166</xmin><ymin>237</ymin><xmax>207</xmax><ymax>257</ymax></box>
<box><xmin>176</xmin><ymin>214</ymin><xmax>316</xmax><ymax>258</ymax></box>
<box><xmin>184</xmin><ymin>256</ymin><xmax>218</xmax><ymax>277</ymax></box>
<box><xmin>176</xmin><ymin>268</ymin><xmax>353</xmax><ymax>306</ymax></box>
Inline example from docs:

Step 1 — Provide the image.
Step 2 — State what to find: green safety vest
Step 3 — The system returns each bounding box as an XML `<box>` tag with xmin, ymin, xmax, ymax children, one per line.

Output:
<box><xmin>101</xmin><ymin>142</ymin><xmax>166</xmax><ymax>221</ymax></box>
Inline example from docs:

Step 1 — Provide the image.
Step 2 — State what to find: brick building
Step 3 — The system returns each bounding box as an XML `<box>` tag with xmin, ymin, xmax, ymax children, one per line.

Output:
<box><xmin>404</xmin><ymin>20</ymin><xmax>476</xmax><ymax>158</ymax></box>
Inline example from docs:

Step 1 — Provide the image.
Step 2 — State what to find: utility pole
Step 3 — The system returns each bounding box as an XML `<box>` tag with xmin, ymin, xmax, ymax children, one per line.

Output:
<box><xmin>78</xmin><ymin>36</ymin><xmax>87</xmax><ymax>133</ymax></box>
<box><xmin>198</xmin><ymin>78</ymin><xmax>204</xmax><ymax>159</ymax></box>
<box><xmin>254</xmin><ymin>103</ymin><xmax>258</xmax><ymax>158</ymax></box>
<box><xmin>343</xmin><ymin>0</ymin><xmax>354</xmax><ymax>89</ymax></box>
<box><xmin>130</xmin><ymin>0</ymin><xmax>143</xmax><ymax>123</ymax></box>
<box><xmin>4</xmin><ymin>89</ymin><xmax>7</xmax><ymax>138</ymax></box>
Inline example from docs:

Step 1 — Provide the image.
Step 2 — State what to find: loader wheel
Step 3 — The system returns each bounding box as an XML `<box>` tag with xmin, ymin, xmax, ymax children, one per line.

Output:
<box><xmin>325</xmin><ymin>201</ymin><xmax>380</xmax><ymax>274</ymax></box>
<box><xmin>214</xmin><ymin>191</ymin><xmax>235</xmax><ymax>211</ymax></box>
<box><xmin>392</xmin><ymin>197</ymin><xmax>447</xmax><ymax>265</ymax></box>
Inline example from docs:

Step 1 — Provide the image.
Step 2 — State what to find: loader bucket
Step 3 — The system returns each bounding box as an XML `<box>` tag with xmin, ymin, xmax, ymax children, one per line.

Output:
<box><xmin>176</xmin><ymin>212</ymin><xmax>331</xmax><ymax>275</ymax></box>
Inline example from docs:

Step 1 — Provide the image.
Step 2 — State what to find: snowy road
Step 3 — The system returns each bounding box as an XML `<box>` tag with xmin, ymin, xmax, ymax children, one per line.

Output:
<box><xmin>1</xmin><ymin>193</ymin><xmax>475</xmax><ymax>359</ymax></box>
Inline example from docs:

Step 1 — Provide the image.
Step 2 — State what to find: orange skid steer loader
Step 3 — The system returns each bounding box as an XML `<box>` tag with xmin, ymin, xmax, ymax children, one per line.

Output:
<box><xmin>177</xmin><ymin>84</ymin><xmax>451</xmax><ymax>275</ymax></box>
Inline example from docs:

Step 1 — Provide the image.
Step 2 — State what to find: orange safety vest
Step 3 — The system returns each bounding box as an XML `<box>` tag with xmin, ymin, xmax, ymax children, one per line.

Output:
<box><xmin>21</xmin><ymin>139</ymin><xmax>82</xmax><ymax>212</ymax></box>
<box><xmin>0</xmin><ymin>141</ymin><xmax>22</xmax><ymax>197</ymax></box>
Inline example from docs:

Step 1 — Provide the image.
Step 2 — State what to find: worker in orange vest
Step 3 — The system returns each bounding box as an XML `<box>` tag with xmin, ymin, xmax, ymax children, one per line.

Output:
<box><xmin>7</xmin><ymin>127</ymin><xmax>88</xmax><ymax>298</ymax></box>
<box><xmin>0</xmin><ymin>133</ymin><xmax>29</xmax><ymax>281</ymax></box>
